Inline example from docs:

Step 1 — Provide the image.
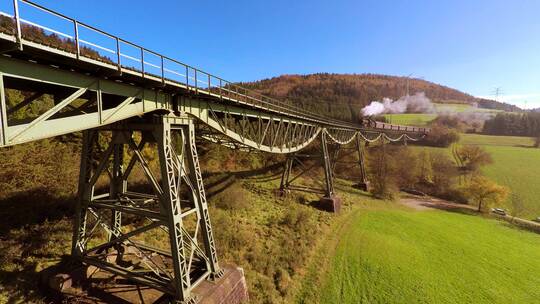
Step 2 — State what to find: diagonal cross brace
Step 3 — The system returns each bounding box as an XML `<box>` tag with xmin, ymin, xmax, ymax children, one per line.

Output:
<box><xmin>10</xmin><ymin>87</ymin><xmax>88</xmax><ymax>141</ymax></box>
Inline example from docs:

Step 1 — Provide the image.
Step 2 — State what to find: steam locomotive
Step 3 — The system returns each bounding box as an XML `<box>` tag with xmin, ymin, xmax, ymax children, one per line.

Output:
<box><xmin>362</xmin><ymin>116</ymin><xmax>428</xmax><ymax>133</ymax></box>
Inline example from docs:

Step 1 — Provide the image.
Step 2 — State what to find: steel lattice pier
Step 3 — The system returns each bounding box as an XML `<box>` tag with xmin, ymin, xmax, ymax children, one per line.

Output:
<box><xmin>72</xmin><ymin>116</ymin><xmax>222</xmax><ymax>303</ymax></box>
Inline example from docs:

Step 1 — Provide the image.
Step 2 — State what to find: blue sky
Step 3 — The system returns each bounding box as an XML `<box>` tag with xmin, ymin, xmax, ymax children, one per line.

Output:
<box><xmin>4</xmin><ymin>0</ymin><xmax>540</xmax><ymax>108</ymax></box>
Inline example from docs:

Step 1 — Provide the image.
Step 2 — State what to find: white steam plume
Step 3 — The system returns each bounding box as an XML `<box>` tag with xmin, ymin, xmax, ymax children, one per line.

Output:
<box><xmin>361</xmin><ymin>92</ymin><xmax>435</xmax><ymax>116</ymax></box>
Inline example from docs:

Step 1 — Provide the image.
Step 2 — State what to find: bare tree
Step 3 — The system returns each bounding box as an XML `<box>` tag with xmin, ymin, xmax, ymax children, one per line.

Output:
<box><xmin>534</xmin><ymin>134</ymin><xmax>540</xmax><ymax>148</ymax></box>
<box><xmin>508</xmin><ymin>191</ymin><xmax>526</xmax><ymax>222</ymax></box>
<box><xmin>368</xmin><ymin>142</ymin><xmax>398</xmax><ymax>200</ymax></box>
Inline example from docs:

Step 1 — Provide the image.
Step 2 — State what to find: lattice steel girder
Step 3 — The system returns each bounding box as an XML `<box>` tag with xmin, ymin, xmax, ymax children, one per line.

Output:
<box><xmin>0</xmin><ymin>55</ymin><xmax>425</xmax><ymax>152</ymax></box>
<box><xmin>155</xmin><ymin>119</ymin><xmax>192</xmax><ymax>299</ymax></box>
<box><xmin>71</xmin><ymin>115</ymin><xmax>222</xmax><ymax>303</ymax></box>
<box><xmin>179</xmin><ymin>97</ymin><xmax>322</xmax><ymax>153</ymax></box>
<box><xmin>0</xmin><ymin>56</ymin><xmax>170</xmax><ymax>146</ymax></box>
<box><xmin>0</xmin><ymin>56</ymin><xmax>324</xmax><ymax>152</ymax></box>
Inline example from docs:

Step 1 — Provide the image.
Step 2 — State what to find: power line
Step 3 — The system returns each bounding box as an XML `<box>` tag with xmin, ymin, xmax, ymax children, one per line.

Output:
<box><xmin>491</xmin><ymin>87</ymin><xmax>504</xmax><ymax>102</ymax></box>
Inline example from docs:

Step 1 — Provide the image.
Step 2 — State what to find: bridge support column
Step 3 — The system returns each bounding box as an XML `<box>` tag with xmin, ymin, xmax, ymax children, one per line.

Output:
<box><xmin>109</xmin><ymin>139</ymin><xmax>125</xmax><ymax>240</ymax></box>
<box><xmin>353</xmin><ymin>134</ymin><xmax>370</xmax><ymax>192</ymax></box>
<box><xmin>319</xmin><ymin>130</ymin><xmax>341</xmax><ymax>212</ymax></box>
<box><xmin>279</xmin><ymin>155</ymin><xmax>294</xmax><ymax>196</ymax></box>
<box><xmin>69</xmin><ymin>116</ymin><xmax>248</xmax><ymax>303</ymax></box>
<box><xmin>278</xmin><ymin>130</ymin><xmax>341</xmax><ymax>212</ymax></box>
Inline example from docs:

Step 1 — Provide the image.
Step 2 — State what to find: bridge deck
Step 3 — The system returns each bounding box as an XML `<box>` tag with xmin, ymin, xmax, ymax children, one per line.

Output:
<box><xmin>0</xmin><ymin>0</ymin><xmax>427</xmax><ymax>136</ymax></box>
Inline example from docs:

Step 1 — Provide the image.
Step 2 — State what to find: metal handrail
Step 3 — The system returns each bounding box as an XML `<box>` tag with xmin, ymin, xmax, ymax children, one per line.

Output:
<box><xmin>5</xmin><ymin>0</ymin><xmax>427</xmax><ymax>134</ymax></box>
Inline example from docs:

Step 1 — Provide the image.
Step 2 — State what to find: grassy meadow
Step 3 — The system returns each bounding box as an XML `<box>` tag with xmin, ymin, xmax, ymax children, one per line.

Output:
<box><xmin>434</xmin><ymin>102</ymin><xmax>502</xmax><ymax>113</ymax></box>
<box><xmin>434</xmin><ymin>102</ymin><xmax>473</xmax><ymax>112</ymax></box>
<box><xmin>412</xmin><ymin>133</ymin><xmax>540</xmax><ymax>218</ymax></box>
<box><xmin>298</xmin><ymin>204</ymin><xmax>540</xmax><ymax>304</ymax></box>
<box><xmin>384</xmin><ymin>113</ymin><xmax>437</xmax><ymax>126</ymax></box>
<box><xmin>460</xmin><ymin>133</ymin><xmax>534</xmax><ymax>146</ymax></box>
<box><xmin>460</xmin><ymin>134</ymin><xmax>540</xmax><ymax>218</ymax></box>
<box><xmin>389</xmin><ymin>106</ymin><xmax>540</xmax><ymax>219</ymax></box>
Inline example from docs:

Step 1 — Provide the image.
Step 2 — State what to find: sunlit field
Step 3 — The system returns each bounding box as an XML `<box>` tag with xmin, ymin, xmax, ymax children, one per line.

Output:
<box><xmin>411</xmin><ymin>133</ymin><xmax>540</xmax><ymax>219</ymax></box>
<box><xmin>384</xmin><ymin>113</ymin><xmax>437</xmax><ymax>126</ymax></box>
<box><xmin>299</xmin><ymin>204</ymin><xmax>540</xmax><ymax>304</ymax></box>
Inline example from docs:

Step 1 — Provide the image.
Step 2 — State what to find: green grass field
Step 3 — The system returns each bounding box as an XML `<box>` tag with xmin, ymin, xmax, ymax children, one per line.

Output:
<box><xmin>459</xmin><ymin>134</ymin><xmax>540</xmax><ymax>218</ymax></box>
<box><xmin>434</xmin><ymin>102</ymin><xmax>473</xmax><ymax>112</ymax></box>
<box><xmin>460</xmin><ymin>133</ymin><xmax>534</xmax><ymax>147</ymax></box>
<box><xmin>299</xmin><ymin>204</ymin><xmax>540</xmax><ymax>304</ymax></box>
<box><xmin>384</xmin><ymin>113</ymin><xmax>437</xmax><ymax>126</ymax></box>
<box><xmin>434</xmin><ymin>103</ymin><xmax>502</xmax><ymax>113</ymax></box>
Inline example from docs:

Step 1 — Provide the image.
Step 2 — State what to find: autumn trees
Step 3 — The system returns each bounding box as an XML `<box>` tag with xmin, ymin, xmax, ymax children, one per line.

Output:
<box><xmin>366</xmin><ymin>142</ymin><xmax>511</xmax><ymax>215</ymax></box>
<box><xmin>367</xmin><ymin>145</ymin><xmax>457</xmax><ymax>200</ymax></box>
<box><xmin>461</xmin><ymin>176</ymin><xmax>508</xmax><ymax>212</ymax></box>
<box><xmin>368</xmin><ymin>143</ymin><xmax>399</xmax><ymax>199</ymax></box>
<box><xmin>420</xmin><ymin>124</ymin><xmax>460</xmax><ymax>147</ymax></box>
<box><xmin>453</xmin><ymin>145</ymin><xmax>493</xmax><ymax>172</ymax></box>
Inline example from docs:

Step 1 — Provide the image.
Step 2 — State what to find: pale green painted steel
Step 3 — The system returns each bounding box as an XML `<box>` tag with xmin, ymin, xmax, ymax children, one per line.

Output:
<box><xmin>0</xmin><ymin>74</ymin><xmax>8</xmax><ymax>146</ymax></box>
<box><xmin>0</xmin><ymin>2</ymin><xmax>430</xmax><ymax>303</ymax></box>
<box><xmin>0</xmin><ymin>55</ymin><xmax>426</xmax><ymax>150</ymax></box>
<box><xmin>72</xmin><ymin>118</ymin><xmax>222</xmax><ymax>302</ymax></box>
<box><xmin>0</xmin><ymin>56</ymin><xmax>329</xmax><ymax>152</ymax></box>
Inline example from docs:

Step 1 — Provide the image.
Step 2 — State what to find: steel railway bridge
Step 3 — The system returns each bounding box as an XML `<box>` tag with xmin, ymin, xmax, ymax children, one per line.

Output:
<box><xmin>0</xmin><ymin>1</ymin><xmax>428</xmax><ymax>303</ymax></box>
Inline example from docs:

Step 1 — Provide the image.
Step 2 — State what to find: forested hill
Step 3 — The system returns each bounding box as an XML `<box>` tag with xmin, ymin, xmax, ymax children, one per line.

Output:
<box><xmin>240</xmin><ymin>74</ymin><xmax>519</xmax><ymax>123</ymax></box>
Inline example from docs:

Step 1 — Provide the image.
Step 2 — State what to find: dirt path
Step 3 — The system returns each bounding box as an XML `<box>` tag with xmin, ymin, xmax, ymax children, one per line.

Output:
<box><xmin>400</xmin><ymin>194</ymin><xmax>476</xmax><ymax>212</ymax></box>
<box><xmin>400</xmin><ymin>194</ymin><xmax>540</xmax><ymax>233</ymax></box>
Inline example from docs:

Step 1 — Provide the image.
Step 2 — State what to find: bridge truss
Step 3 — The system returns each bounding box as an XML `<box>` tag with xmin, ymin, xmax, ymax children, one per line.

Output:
<box><xmin>0</xmin><ymin>1</ymin><xmax>428</xmax><ymax>302</ymax></box>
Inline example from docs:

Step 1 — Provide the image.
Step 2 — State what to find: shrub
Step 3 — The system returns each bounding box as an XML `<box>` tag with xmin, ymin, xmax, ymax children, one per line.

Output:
<box><xmin>421</xmin><ymin>124</ymin><xmax>460</xmax><ymax>147</ymax></box>
<box><xmin>453</xmin><ymin>145</ymin><xmax>492</xmax><ymax>172</ymax></box>
<box><xmin>508</xmin><ymin>191</ymin><xmax>527</xmax><ymax>221</ymax></box>
<box><xmin>429</xmin><ymin>151</ymin><xmax>459</xmax><ymax>195</ymax></box>
<box><xmin>367</xmin><ymin>145</ymin><xmax>399</xmax><ymax>200</ymax></box>
<box><xmin>295</xmin><ymin>193</ymin><xmax>309</xmax><ymax>205</ymax></box>
<box><xmin>431</xmin><ymin>114</ymin><xmax>468</xmax><ymax>131</ymax></box>
<box><xmin>0</xmin><ymin>138</ymin><xmax>79</xmax><ymax>198</ymax></box>
<box><xmin>280</xmin><ymin>207</ymin><xmax>312</xmax><ymax>229</ymax></box>
<box><xmin>461</xmin><ymin>176</ymin><xmax>509</xmax><ymax>212</ymax></box>
<box><xmin>393</xmin><ymin>146</ymin><xmax>420</xmax><ymax>190</ymax></box>
<box><xmin>274</xmin><ymin>267</ymin><xmax>292</xmax><ymax>296</ymax></box>
<box><xmin>416</xmin><ymin>149</ymin><xmax>433</xmax><ymax>185</ymax></box>
<box><xmin>212</xmin><ymin>182</ymin><xmax>251</xmax><ymax>210</ymax></box>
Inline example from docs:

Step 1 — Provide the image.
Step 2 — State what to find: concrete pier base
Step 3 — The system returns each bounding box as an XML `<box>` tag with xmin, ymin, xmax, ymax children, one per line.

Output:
<box><xmin>274</xmin><ymin>188</ymin><xmax>290</xmax><ymax>197</ymax></box>
<box><xmin>194</xmin><ymin>266</ymin><xmax>248</xmax><ymax>304</ymax></box>
<box><xmin>353</xmin><ymin>181</ymin><xmax>371</xmax><ymax>192</ymax></box>
<box><xmin>319</xmin><ymin>195</ymin><xmax>341</xmax><ymax>213</ymax></box>
<box><xmin>40</xmin><ymin>261</ymin><xmax>248</xmax><ymax>304</ymax></box>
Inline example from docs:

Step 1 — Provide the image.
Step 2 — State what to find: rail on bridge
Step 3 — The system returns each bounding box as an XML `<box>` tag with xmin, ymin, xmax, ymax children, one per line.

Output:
<box><xmin>0</xmin><ymin>1</ymin><xmax>428</xmax><ymax>302</ymax></box>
